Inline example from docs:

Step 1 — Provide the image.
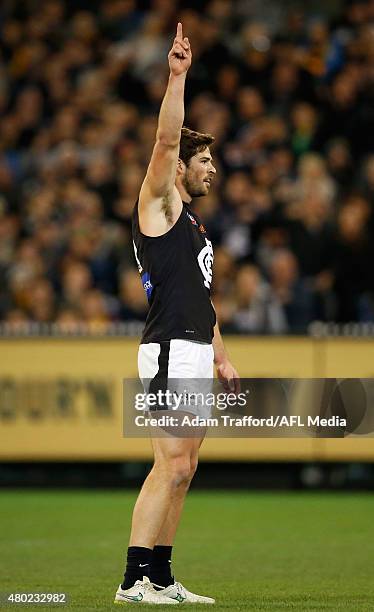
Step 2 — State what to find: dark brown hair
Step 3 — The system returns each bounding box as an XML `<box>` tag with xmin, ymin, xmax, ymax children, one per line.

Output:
<box><xmin>179</xmin><ymin>127</ymin><xmax>215</xmax><ymax>166</ymax></box>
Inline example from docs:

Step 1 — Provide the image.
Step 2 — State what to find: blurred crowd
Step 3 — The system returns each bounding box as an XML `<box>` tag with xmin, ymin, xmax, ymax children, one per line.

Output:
<box><xmin>0</xmin><ymin>0</ymin><xmax>374</xmax><ymax>334</ymax></box>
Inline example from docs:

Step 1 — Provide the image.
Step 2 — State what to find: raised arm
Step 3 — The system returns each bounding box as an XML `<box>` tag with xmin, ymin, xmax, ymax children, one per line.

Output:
<box><xmin>138</xmin><ymin>23</ymin><xmax>192</xmax><ymax>236</ymax></box>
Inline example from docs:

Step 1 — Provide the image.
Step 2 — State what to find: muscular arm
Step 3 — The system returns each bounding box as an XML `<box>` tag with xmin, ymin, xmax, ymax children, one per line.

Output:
<box><xmin>212</xmin><ymin>321</ymin><xmax>227</xmax><ymax>367</ymax></box>
<box><xmin>139</xmin><ymin>23</ymin><xmax>191</xmax><ymax>236</ymax></box>
<box><xmin>140</xmin><ymin>74</ymin><xmax>185</xmax><ymax>224</ymax></box>
<box><xmin>157</xmin><ymin>73</ymin><xmax>186</xmax><ymax>149</ymax></box>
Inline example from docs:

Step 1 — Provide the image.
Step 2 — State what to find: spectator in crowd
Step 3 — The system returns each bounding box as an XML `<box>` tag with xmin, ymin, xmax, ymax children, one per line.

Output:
<box><xmin>231</xmin><ymin>263</ymin><xmax>287</xmax><ymax>334</ymax></box>
<box><xmin>0</xmin><ymin>0</ymin><xmax>373</xmax><ymax>334</ymax></box>
<box><xmin>333</xmin><ymin>194</ymin><xmax>373</xmax><ymax>322</ymax></box>
<box><xmin>268</xmin><ymin>249</ymin><xmax>314</xmax><ymax>333</ymax></box>
<box><xmin>118</xmin><ymin>268</ymin><xmax>148</xmax><ymax>323</ymax></box>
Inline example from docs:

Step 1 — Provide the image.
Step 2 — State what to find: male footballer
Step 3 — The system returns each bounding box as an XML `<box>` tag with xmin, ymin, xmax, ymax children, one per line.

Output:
<box><xmin>114</xmin><ymin>22</ymin><xmax>239</xmax><ymax>605</ymax></box>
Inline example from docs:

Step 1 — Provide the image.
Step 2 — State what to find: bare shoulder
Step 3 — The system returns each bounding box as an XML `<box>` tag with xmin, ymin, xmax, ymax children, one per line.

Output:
<box><xmin>138</xmin><ymin>183</ymin><xmax>183</xmax><ymax>237</ymax></box>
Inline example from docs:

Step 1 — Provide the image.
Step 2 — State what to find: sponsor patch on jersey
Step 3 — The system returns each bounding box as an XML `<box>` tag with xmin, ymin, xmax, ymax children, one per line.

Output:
<box><xmin>141</xmin><ymin>272</ymin><xmax>153</xmax><ymax>300</ymax></box>
<box><xmin>199</xmin><ymin>224</ymin><xmax>206</xmax><ymax>233</ymax></box>
<box><xmin>186</xmin><ymin>211</ymin><xmax>198</xmax><ymax>226</ymax></box>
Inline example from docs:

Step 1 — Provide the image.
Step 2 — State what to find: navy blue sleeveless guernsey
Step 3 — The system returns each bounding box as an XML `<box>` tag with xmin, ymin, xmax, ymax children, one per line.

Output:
<box><xmin>132</xmin><ymin>201</ymin><xmax>216</xmax><ymax>344</ymax></box>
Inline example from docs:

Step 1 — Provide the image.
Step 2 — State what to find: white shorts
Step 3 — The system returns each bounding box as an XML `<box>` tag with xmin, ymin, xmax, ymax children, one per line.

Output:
<box><xmin>138</xmin><ymin>339</ymin><xmax>214</xmax><ymax>418</ymax></box>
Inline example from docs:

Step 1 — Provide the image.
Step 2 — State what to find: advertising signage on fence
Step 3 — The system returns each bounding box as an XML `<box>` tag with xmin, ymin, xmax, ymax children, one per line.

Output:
<box><xmin>0</xmin><ymin>337</ymin><xmax>374</xmax><ymax>460</ymax></box>
<box><xmin>0</xmin><ymin>378</ymin><xmax>113</xmax><ymax>421</ymax></box>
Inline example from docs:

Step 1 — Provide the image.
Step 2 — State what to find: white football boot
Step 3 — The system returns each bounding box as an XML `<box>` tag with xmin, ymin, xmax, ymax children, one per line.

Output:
<box><xmin>152</xmin><ymin>581</ymin><xmax>215</xmax><ymax>604</ymax></box>
<box><xmin>114</xmin><ymin>576</ymin><xmax>179</xmax><ymax>604</ymax></box>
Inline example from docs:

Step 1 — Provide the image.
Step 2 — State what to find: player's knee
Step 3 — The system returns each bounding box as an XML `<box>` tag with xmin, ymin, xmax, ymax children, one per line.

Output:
<box><xmin>190</xmin><ymin>456</ymin><xmax>198</xmax><ymax>479</ymax></box>
<box><xmin>168</xmin><ymin>456</ymin><xmax>192</xmax><ymax>488</ymax></box>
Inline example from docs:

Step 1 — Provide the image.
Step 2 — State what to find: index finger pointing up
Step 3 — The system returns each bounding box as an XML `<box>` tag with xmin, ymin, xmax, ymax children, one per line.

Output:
<box><xmin>176</xmin><ymin>22</ymin><xmax>183</xmax><ymax>39</ymax></box>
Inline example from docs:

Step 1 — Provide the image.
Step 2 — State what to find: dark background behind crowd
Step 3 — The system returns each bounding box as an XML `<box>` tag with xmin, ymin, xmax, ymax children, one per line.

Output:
<box><xmin>0</xmin><ymin>0</ymin><xmax>373</xmax><ymax>335</ymax></box>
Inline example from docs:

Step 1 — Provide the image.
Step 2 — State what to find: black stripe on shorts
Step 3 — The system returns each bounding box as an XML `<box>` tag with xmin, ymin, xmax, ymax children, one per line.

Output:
<box><xmin>149</xmin><ymin>341</ymin><xmax>170</xmax><ymax>410</ymax></box>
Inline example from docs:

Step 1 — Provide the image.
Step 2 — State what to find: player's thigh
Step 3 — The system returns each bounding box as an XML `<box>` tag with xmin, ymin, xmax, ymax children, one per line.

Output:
<box><xmin>151</xmin><ymin>434</ymin><xmax>195</xmax><ymax>463</ymax></box>
<box><xmin>151</xmin><ymin>433</ymin><xmax>204</xmax><ymax>473</ymax></box>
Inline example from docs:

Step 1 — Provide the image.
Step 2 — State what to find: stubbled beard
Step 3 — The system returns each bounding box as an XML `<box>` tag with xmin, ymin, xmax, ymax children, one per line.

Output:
<box><xmin>182</xmin><ymin>174</ymin><xmax>206</xmax><ymax>198</ymax></box>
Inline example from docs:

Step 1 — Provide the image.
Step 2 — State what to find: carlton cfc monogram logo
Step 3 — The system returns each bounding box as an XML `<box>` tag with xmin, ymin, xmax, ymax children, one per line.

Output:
<box><xmin>198</xmin><ymin>238</ymin><xmax>214</xmax><ymax>289</ymax></box>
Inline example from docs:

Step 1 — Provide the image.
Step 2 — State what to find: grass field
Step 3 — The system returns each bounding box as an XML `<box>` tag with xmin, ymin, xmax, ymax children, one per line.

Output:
<box><xmin>1</xmin><ymin>489</ymin><xmax>374</xmax><ymax>611</ymax></box>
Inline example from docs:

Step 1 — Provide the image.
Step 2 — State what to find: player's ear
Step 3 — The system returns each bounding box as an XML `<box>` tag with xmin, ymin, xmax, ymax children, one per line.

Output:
<box><xmin>177</xmin><ymin>158</ymin><xmax>185</xmax><ymax>176</ymax></box>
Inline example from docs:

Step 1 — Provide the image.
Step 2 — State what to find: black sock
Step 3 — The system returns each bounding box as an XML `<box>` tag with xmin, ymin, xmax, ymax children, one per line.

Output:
<box><xmin>150</xmin><ymin>545</ymin><xmax>174</xmax><ymax>588</ymax></box>
<box><xmin>121</xmin><ymin>546</ymin><xmax>153</xmax><ymax>590</ymax></box>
